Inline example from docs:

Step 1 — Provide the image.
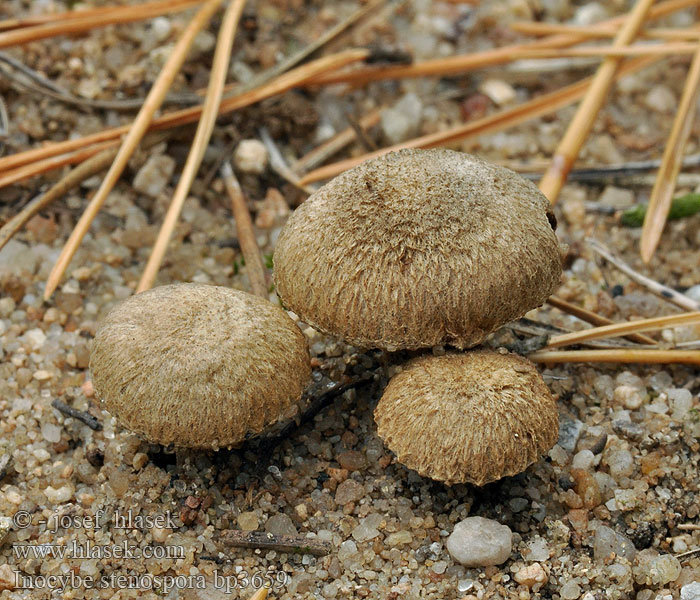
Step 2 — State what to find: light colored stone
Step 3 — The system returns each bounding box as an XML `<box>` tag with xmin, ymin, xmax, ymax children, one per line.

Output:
<box><xmin>599</xmin><ymin>186</ymin><xmax>635</xmax><ymax>209</ymax></box>
<box><xmin>614</xmin><ymin>385</ymin><xmax>644</xmax><ymax>410</ymax></box>
<box><xmin>265</xmin><ymin>513</ymin><xmax>297</xmax><ymax>536</ymax></box>
<box><xmin>593</xmin><ymin>525</ymin><xmax>636</xmax><ymax>561</ymax></box>
<box><xmin>645</xmin><ymin>85</ymin><xmax>676</xmax><ymax>114</ymax></box>
<box><xmin>133</xmin><ymin>154</ymin><xmax>176</xmax><ymax>198</ymax></box>
<box><xmin>386</xmin><ymin>531</ymin><xmax>412</xmax><ymax>546</ymax></box>
<box><xmin>352</xmin><ymin>514</ymin><xmax>383</xmax><ymax>542</ymax></box>
<box><xmin>681</xmin><ymin>582</ymin><xmax>700</xmax><ymax>600</ymax></box>
<box><xmin>234</xmin><ymin>139</ymin><xmax>268</xmax><ymax>174</ymax></box>
<box><xmin>478</xmin><ymin>79</ymin><xmax>516</xmax><ymax>105</ymax></box>
<box><xmin>0</xmin><ymin>563</ymin><xmax>16</xmax><ymax>591</ymax></box>
<box><xmin>237</xmin><ymin>511</ymin><xmax>259</xmax><ymax>531</ymax></box>
<box><xmin>446</xmin><ymin>517</ymin><xmax>512</xmax><ymax>567</ymax></box>
<box><xmin>44</xmin><ymin>484</ymin><xmax>73</xmax><ymax>503</ymax></box>
<box><xmin>560</xmin><ymin>579</ymin><xmax>581</xmax><ymax>599</ymax></box>
<box><xmin>381</xmin><ymin>93</ymin><xmax>423</xmax><ymax>144</ymax></box>
<box><xmin>514</xmin><ymin>562</ymin><xmax>548</xmax><ymax>589</ymax></box>
<box><xmin>151</xmin><ymin>525</ymin><xmax>171</xmax><ymax>543</ymax></box>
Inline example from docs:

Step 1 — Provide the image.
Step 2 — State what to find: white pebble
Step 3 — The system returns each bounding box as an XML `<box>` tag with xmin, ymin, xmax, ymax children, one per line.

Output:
<box><xmin>234</xmin><ymin>139</ymin><xmax>268</xmax><ymax>174</ymax></box>
<box><xmin>681</xmin><ymin>581</ymin><xmax>700</xmax><ymax>600</ymax></box>
<box><xmin>644</xmin><ymin>84</ymin><xmax>676</xmax><ymax>114</ymax></box>
<box><xmin>572</xmin><ymin>449</ymin><xmax>595</xmax><ymax>470</ymax></box>
<box><xmin>446</xmin><ymin>517</ymin><xmax>512</xmax><ymax>567</ymax></box>
<box><xmin>381</xmin><ymin>93</ymin><xmax>423</xmax><ymax>145</ymax></box>
<box><xmin>614</xmin><ymin>385</ymin><xmax>643</xmax><ymax>410</ymax></box>
<box><xmin>133</xmin><ymin>155</ymin><xmax>176</xmax><ymax>198</ymax></box>
<box><xmin>478</xmin><ymin>79</ymin><xmax>516</xmax><ymax>106</ymax></box>
<box><xmin>44</xmin><ymin>484</ymin><xmax>73</xmax><ymax>503</ymax></box>
<box><xmin>23</xmin><ymin>328</ymin><xmax>46</xmax><ymax>350</ymax></box>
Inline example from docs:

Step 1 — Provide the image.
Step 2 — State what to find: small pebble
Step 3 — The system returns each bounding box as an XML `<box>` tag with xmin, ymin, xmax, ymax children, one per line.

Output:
<box><xmin>560</xmin><ymin>579</ymin><xmax>581</xmax><ymax>599</ymax></box>
<box><xmin>265</xmin><ymin>513</ymin><xmax>297</xmax><ymax>536</ymax></box>
<box><xmin>133</xmin><ymin>155</ymin><xmax>175</xmax><ymax>198</ymax></box>
<box><xmin>446</xmin><ymin>517</ymin><xmax>512</xmax><ymax>567</ymax></box>
<box><xmin>593</xmin><ymin>525</ymin><xmax>636</xmax><ymax>561</ymax></box>
<box><xmin>238</xmin><ymin>511</ymin><xmax>259</xmax><ymax>531</ymax></box>
<box><xmin>514</xmin><ymin>562</ymin><xmax>548</xmax><ymax>589</ymax></box>
<box><xmin>44</xmin><ymin>484</ymin><xmax>73</xmax><ymax>503</ymax></box>
<box><xmin>234</xmin><ymin>139</ymin><xmax>268</xmax><ymax>174</ymax></box>
<box><xmin>681</xmin><ymin>582</ymin><xmax>700</xmax><ymax>600</ymax></box>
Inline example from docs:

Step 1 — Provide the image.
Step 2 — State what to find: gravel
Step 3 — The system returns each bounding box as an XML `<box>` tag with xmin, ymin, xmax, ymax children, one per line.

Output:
<box><xmin>2</xmin><ymin>0</ymin><xmax>700</xmax><ymax>598</ymax></box>
<box><xmin>445</xmin><ymin>517</ymin><xmax>513</xmax><ymax>567</ymax></box>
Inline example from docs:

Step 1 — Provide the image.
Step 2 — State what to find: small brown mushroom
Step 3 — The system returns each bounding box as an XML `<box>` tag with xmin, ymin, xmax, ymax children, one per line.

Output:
<box><xmin>374</xmin><ymin>350</ymin><xmax>559</xmax><ymax>486</ymax></box>
<box><xmin>273</xmin><ymin>148</ymin><xmax>562</xmax><ymax>351</ymax></box>
<box><xmin>90</xmin><ymin>283</ymin><xmax>310</xmax><ymax>449</ymax></box>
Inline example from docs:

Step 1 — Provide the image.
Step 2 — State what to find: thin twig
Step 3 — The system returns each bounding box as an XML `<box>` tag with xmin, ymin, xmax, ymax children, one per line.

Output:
<box><xmin>511</xmin><ymin>21</ymin><xmax>700</xmax><ymax>41</ymax></box>
<box><xmin>137</xmin><ymin>0</ymin><xmax>246</xmax><ymax>294</ymax></box>
<box><xmin>0</xmin><ymin>0</ymin><xmax>202</xmax><ymax>31</ymax></box>
<box><xmin>259</xmin><ymin>127</ymin><xmax>316</xmax><ymax>194</ymax></box>
<box><xmin>43</xmin><ymin>0</ymin><xmax>226</xmax><ymax>301</ymax></box>
<box><xmin>546</xmin><ymin>296</ymin><xmax>656</xmax><ymax>345</ymax></box>
<box><xmin>529</xmin><ymin>349</ymin><xmax>700</xmax><ymax>366</ymax></box>
<box><xmin>0</xmin><ymin>0</ymin><xmax>204</xmax><ymax>49</ymax></box>
<box><xmin>640</xmin><ymin>42</ymin><xmax>700</xmax><ymax>263</ymax></box>
<box><xmin>517</xmin><ymin>42</ymin><xmax>700</xmax><ymax>58</ymax></box>
<box><xmin>0</xmin><ymin>140</ymin><xmax>120</xmax><ymax>189</ymax></box>
<box><xmin>538</xmin><ymin>0</ymin><xmax>655</xmax><ymax>204</ymax></box>
<box><xmin>0</xmin><ymin>93</ymin><xmax>7</xmax><ymax>157</ymax></box>
<box><xmin>292</xmin><ymin>109</ymin><xmax>381</xmax><ymax>173</ymax></box>
<box><xmin>543</xmin><ymin>312</ymin><xmax>700</xmax><ymax>350</ymax></box>
<box><xmin>588</xmin><ymin>238</ymin><xmax>700</xmax><ymax>311</ymax></box>
<box><xmin>0</xmin><ymin>49</ymin><xmax>369</xmax><ymax>182</ymax></box>
<box><xmin>307</xmin><ymin>0</ymin><xmax>698</xmax><ymax>86</ymax></box>
<box><xmin>51</xmin><ymin>399</ymin><xmax>102</xmax><ymax>431</ymax></box>
<box><xmin>220</xmin><ymin>162</ymin><xmax>268</xmax><ymax>298</ymax></box>
<box><xmin>219</xmin><ymin>530</ymin><xmax>331</xmax><ymax>557</ymax></box>
<box><xmin>0</xmin><ymin>132</ymin><xmax>171</xmax><ymax>252</ymax></box>
<box><xmin>299</xmin><ymin>56</ymin><xmax>658</xmax><ymax>184</ymax></box>
<box><xmin>0</xmin><ymin>58</ymin><xmax>200</xmax><ymax>111</ymax></box>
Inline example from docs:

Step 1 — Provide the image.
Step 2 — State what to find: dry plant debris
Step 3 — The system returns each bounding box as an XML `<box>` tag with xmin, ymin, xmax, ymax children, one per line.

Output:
<box><xmin>1</xmin><ymin>0</ymin><xmax>700</xmax><ymax>598</ymax></box>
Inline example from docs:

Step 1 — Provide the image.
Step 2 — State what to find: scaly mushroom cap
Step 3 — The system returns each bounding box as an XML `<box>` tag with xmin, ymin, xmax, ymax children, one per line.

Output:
<box><xmin>273</xmin><ymin>148</ymin><xmax>562</xmax><ymax>351</ymax></box>
<box><xmin>374</xmin><ymin>350</ymin><xmax>559</xmax><ymax>485</ymax></box>
<box><xmin>90</xmin><ymin>283</ymin><xmax>311</xmax><ymax>449</ymax></box>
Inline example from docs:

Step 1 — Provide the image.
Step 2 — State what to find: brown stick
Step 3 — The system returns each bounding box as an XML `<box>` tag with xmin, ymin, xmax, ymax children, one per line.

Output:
<box><xmin>219</xmin><ymin>530</ymin><xmax>332</xmax><ymax>556</ymax></box>
<box><xmin>0</xmin><ymin>49</ymin><xmax>369</xmax><ymax>182</ymax></box>
<box><xmin>640</xmin><ymin>42</ymin><xmax>700</xmax><ymax>263</ymax></box>
<box><xmin>544</xmin><ymin>311</ymin><xmax>700</xmax><ymax>349</ymax></box>
<box><xmin>529</xmin><ymin>349</ymin><xmax>700</xmax><ymax>366</ymax></box>
<box><xmin>546</xmin><ymin>296</ymin><xmax>656</xmax><ymax>345</ymax></box>
<box><xmin>511</xmin><ymin>21</ymin><xmax>700</xmax><ymax>41</ymax></box>
<box><xmin>0</xmin><ymin>132</ymin><xmax>170</xmax><ymax>252</ymax></box>
<box><xmin>0</xmin><ymin>0</ymin><xmax>204</xmax><ymax>48</ymax></box>
<box><xmin>137</xmin><ymin>0</ymin><xmax>246</xmax><ymax>294</ymax></box>
<box><xmin>220</xmin><ymin>163</ymin><xmax>268</xmax><ymax>298</ymax></box>
<box><xmin>517</xmin><ymin>42</ymin><xmax>699</xmax><ymax>58</ymax></box>
<box><xmin>44</xmin><ymin>0</ymin><xmax>225</xmax><ymax>301</ymax></box>
<box><xmin>538</xmin><ymin>0</ymin><xmax>655</xmax><ymax>204</ymax></box>
<box><xmin>299</xmin><ymin>55</ymin><xmax>657</xmax><ymax>184</ymax></box>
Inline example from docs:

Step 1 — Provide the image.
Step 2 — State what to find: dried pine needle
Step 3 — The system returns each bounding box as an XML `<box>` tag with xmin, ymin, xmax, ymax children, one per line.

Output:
<box><xmin>44</xmin><ymin>0</ymin><xmax>226</xmax><ymax>301</ymax></box>
<box><xmin>537</xmin><ymin>0</ymin><xmax>655</xmax><ymax>204</ymax></box>
<box><xmin>137</xmin><ymin>0</ymin><xmax>246</xmax><ymax>293</ymax></box>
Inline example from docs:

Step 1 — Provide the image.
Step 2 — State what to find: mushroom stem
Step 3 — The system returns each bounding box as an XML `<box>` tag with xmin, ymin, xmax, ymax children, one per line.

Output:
<box><xmin>221</xmin><ymin>162</ymin><xmax>269</xmax><ymax>298</ymax></box>
<box><xmin>529</xmin><ymin>349</ymin><xmax>700</xmax><ymax>366</ymax></box>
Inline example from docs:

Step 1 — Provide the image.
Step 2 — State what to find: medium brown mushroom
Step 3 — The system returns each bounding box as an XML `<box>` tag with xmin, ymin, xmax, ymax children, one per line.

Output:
<box><xmin>273</xmin><ymin>148</ymin><xmax>562</xmax><ymax>351</ymax></box>
<box><xmin>90</xmin><ymin>283</ymin><xmax>311</xmax><ymax>449</ymax></box>
<box><xmin>374</xmin><ymin>350</ymin><xmax>559</xmax><ymax>485</ymax></box>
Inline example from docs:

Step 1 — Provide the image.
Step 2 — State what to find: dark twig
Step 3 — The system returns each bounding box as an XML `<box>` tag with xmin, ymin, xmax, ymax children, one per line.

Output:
<box><xmin>254</xmin><ymin>373</ymin><xmax>375</xmax><ymax>461</ymax></box>
<box><xmin>51</xmin><ymin>399</ymin><xmax>102</xmax><ymax>431</ymax></box>
<box><xmin>588</xmin><ymin>238</ymin><xmax>700</xmax><ymax>311</ymax></box>
<box><xmin>0</xmin><ymin>57</ymin><xmax>200</xmax><ymax>111</ymax></box>
<box><xmin>219</xmin><ymin>530</ymin><xmax>332</xmax><ymax>556</ymax></box>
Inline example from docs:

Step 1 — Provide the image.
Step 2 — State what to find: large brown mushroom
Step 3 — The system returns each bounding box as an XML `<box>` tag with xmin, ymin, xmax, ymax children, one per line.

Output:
<box><xmin>90</xmin><ymin>283</ymin><xmax>311</xmax><ymax>449</ymax></box>
<box><xmin>273</xmin><ymin>148</ymin><xmax>562</xmax><ymax>351</ymax></box>
<box><xmin>374</xmin><ymin>350</ymin><xmax>559</xmax><ymax>486</ymax></box>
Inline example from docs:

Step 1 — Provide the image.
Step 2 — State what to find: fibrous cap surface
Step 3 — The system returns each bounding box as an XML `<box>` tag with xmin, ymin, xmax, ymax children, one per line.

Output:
<box><xmin>374</xmin><ymin>350</ymin><xmax>559</xmax><ymax>485</ymax></box>
<box><xmin>273</xmin><ymin>148</ymin><xmax>562</xmax><ymax>350</ymax></box>
<box><xmin>90</xmin><ymin>283</ymin><xmax>311</xmax><ymax>449</ymax></box>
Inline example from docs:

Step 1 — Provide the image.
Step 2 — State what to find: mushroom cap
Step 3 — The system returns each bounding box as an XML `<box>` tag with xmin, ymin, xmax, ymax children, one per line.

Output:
<box><xmin>273</xmin><ymin>148</ymin><xmax>562</xmax><ymax>351</ymax></box>
<box><xmin>90</xmin><ymin>283</ymin><xmax>311</xmax><ymax>449</ymax></box>
<box><xmin>374</xmin><ymin>350</ymin><xmax>559</xmax><ymax>485</ymax></box>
